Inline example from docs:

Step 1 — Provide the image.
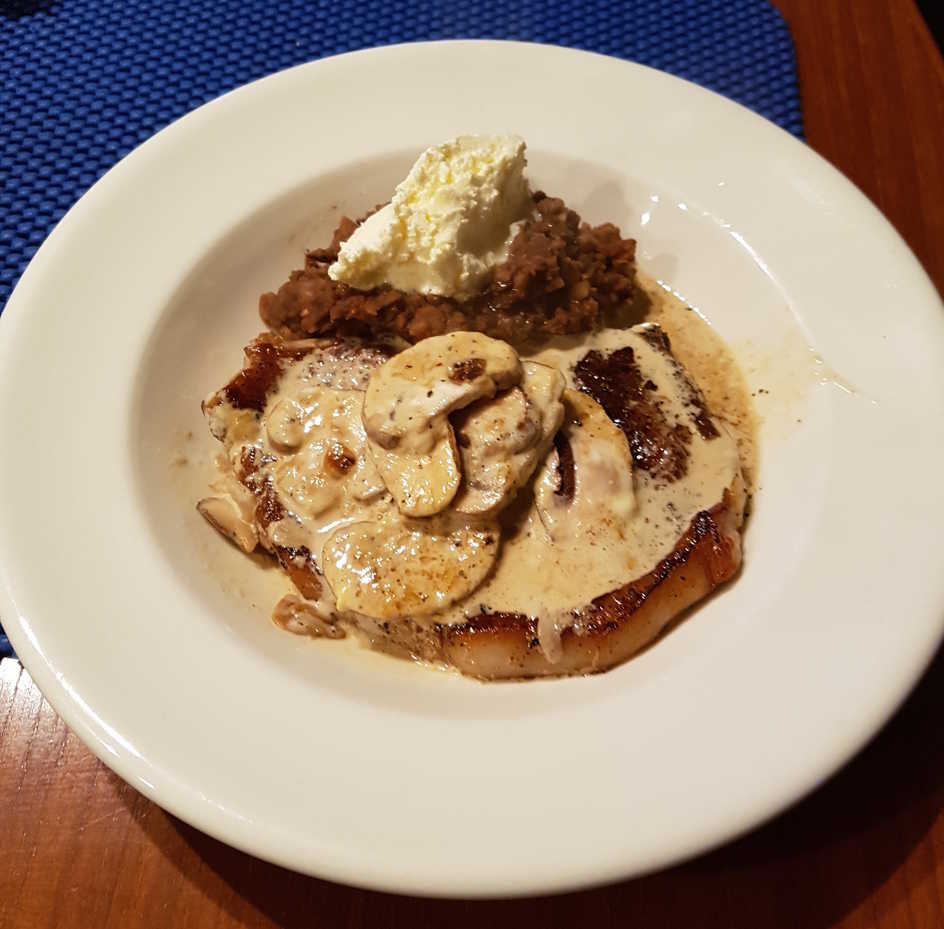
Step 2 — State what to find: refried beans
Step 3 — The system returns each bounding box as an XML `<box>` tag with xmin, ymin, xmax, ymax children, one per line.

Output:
<box><xmin>259</xmin><ymin>193</ymin><xmax>637</xmax><ymax>346</ymax></box>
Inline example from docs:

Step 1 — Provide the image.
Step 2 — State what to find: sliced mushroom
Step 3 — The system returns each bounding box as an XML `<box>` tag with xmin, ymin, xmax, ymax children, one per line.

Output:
<box><xmin>209</xmin><ymin>464</ymin><xmax>259</xmax><ymax>516</ymax></box>
<box><xmin>363</xmin><ymin>332</ymin><xmax>522</xmax><ymax>445</ymax></box>
<box><xmin>197</xmin><ymin>496</ymin><xmax>258</xmax><ymax>553</ymax></box>
<box><xmin>269</xmin><ymin>387</ymin><xmax>387</xmax><ymax>518</ymax></box>
<box><xmin>362</xmin><ymin>332</ymin><xmax>522</xmax><ymax>516</ymax></box>
<box><xmin>272</xmin><ymin>594</ymin><xmax>346</xmax><ymax>639</ymax></box>
<box><xmin>321</xmin><ymin>515</ymin><xmax>500</xmax><ymax>619</ymax></box>
<box><xmin>536</xmin><ymin>389</ymin><xmax>636</xmax><ymax>540</ymax></box>
<box><xmin>204</xmin><ymin>397</ymin><xmax>259</xmax><ymax>446</ymax></box>
<box><xmin>349</xmin><ymin>449</ymin><xmax>387</xmax><ymax>501</ymax></box>
<box><xmin>273</xmin><ymin>449</ymin><xmax>344</xmax><ymax>519</ymax></box>
<box><xmin>452</xmin><ymin>362</ymin><xmax>566</xmax><ymax>514</ymax></box>
<box><xmin>367</xmin><ymin>429</ymin><xmax>462</xmax><ymax>517</ymax></box>
<box><xmin>266</xmin><ymin>397</ymin><xmax>307</xmax><ymax>450</ymax></box>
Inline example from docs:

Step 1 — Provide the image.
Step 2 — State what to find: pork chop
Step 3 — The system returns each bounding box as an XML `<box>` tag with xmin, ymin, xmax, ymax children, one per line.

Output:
<box><xmin>199</xmin><ymin>327</ymin><xmax>745</xmax><ymax>679</ymax></box>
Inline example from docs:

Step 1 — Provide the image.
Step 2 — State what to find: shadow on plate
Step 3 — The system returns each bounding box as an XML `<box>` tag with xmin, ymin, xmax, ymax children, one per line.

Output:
<box><xmin>136</xmin><ymin>642</ymin><xmax>944</xmax><ymax>928</ymax></box>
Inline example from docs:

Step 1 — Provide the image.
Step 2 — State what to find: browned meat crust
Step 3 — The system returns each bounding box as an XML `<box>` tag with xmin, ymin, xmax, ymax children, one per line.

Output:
<box><xmin>219</xmin><ymin>336</ymin><xmax>313</xmax><ymax>411</ymax></box>
<box><xmin>259</xmin><ymin>193</ymin><xmax>636</xmax><ymax>347</ymax></box>
<box><xmin>438</xmin><ymin>485</ymin><xmax>743</xmax><ymax>679</ymax></box>
<box><xmin>206</xmin><ymin>334</ymin><xmax>393</xmax><ymax>415</ymax></box>
<box><xmin>240</xmin><ymin>450</ymin><xmax>324</xmax><ymax>602</ymax></box>
<box><xmin>431</xmin><ymin>330</ymin><xmax>745</xmax><ymax>678</ymax></box>
<box><xmin>206</xmin><ymin>334</ymin><xmax>744</xmax><ymax>680</ymax></box>
<box><xmin>205</xmin><ymin>336</ymin><xmax>395</xmax><ymax>606</ymax></box>
<box><xmin>572</xmin><ymin>333</ymin><xmax>721</xmax><ymax>484</ymax></box>
<box><xmin>574</xmin><ymin>345</ymin><xmax>692</xmax><ymax>482</ymax></box>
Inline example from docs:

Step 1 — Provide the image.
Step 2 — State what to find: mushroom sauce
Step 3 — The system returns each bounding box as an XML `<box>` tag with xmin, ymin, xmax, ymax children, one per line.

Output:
<box><xmin>201</xmin><ymin>274</ymin><xmax>751</xmax><ymax>660</ymax></box>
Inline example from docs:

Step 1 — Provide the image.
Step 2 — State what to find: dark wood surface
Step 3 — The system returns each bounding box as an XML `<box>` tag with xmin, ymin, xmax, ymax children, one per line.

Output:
<box><xmin>2</xmin><ymin>1</ymin><xmax>943</xmax><ymax>926</ymax></box>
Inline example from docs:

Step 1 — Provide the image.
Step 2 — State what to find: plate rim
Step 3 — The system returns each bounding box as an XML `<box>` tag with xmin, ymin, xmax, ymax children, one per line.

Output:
<box><xmin>1</xmin><ymin>39</ymin><xmax>943</xmax><ymax>898</ymax></box>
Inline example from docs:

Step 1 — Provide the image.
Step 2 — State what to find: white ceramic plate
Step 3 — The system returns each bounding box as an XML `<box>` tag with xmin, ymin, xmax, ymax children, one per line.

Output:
<box><xmin>1</xmin><ymin>41</ymin><xmax>943</xmax><ymax>898</ymax></box>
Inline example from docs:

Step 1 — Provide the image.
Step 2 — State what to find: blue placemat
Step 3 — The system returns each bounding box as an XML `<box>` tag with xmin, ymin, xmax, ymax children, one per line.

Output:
<box><xmin>0</xmin><ymin>0</ymin><xmax>802</xmax><ymax>660</ymax></box>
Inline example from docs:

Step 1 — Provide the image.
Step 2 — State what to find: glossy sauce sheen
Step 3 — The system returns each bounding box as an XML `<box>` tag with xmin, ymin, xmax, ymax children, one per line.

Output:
<box><xmin>437</xmin><ymin>322</ymin><xmax>742</xmax><ymax>653</ymax></box>
<box><xmin>635</xmin><ymin>275</ymin><xmax>756</xmax><ymax>488</ymax></box>
<box><xmin>205</xmin><ymin>277</ymin><xmax>750</xmax><ymax>659</ymax></box>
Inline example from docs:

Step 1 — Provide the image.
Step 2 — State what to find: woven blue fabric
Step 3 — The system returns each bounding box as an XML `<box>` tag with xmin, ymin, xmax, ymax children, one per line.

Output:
<box><xmin>0</xmin><ymin>0</ymin><xmax>801</xmax><ymax>659</ymax></box>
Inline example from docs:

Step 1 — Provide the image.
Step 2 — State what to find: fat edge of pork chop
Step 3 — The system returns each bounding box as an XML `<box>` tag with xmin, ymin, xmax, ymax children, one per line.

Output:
<box><xmin>438</xmin><ymin>477</ymin><xmax>744</xmax><ymax>679</ymax></box>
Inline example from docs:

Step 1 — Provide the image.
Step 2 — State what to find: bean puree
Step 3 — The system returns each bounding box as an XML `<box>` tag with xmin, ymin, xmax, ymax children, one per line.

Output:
<box><xmin>259</xmin><ymin>193</ymin><xmax>637</xmax><ymax>346</ymax></box>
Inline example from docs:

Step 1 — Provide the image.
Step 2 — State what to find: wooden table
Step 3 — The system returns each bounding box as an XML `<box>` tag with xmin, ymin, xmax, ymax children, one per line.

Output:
<box><xmin>2</xmin><ymin>2</ymin><xmax>943</xmax><ymax>926</ymax></box>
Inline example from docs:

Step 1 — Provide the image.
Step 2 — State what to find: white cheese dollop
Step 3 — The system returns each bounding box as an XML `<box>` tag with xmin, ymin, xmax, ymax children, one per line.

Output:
<box><xmin>328</xmin><ymin>135</ymin><xmax>532</xmax><ymax>300</ymax></box>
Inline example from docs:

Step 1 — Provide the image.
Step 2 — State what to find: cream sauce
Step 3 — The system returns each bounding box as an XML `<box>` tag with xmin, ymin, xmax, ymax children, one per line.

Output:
<box><xmin>434</xmin><ymin>324</ymin><xmax>742</xmax><ymax>658</ymax></box>
<box><xmin>207</xmin><ymin>342</ymin><xmax>504</xmax><ymax>626</ymax></box>
<box><xmin>360</xmin><ymin>332</ymin><xmax>522</xmax><ymax>517</ymax></box>
<box><xmin>203</xmin><ymin>345</ymin><xmax>397</xmax><ymax>627</ymax></box>
<box><xmin>203</xmin><ymin>281</ymin><xmax>752</xmax><ymax>662</ymax></box>
<box><xmin>261</xmin><ymin>388</ymin><xmax>391</xmax><ymax>560</ymax></box>
<box><xmin>633</xmin><ymin>274</ymin><xmax>757</xmax><ymax>490</ymax></box>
